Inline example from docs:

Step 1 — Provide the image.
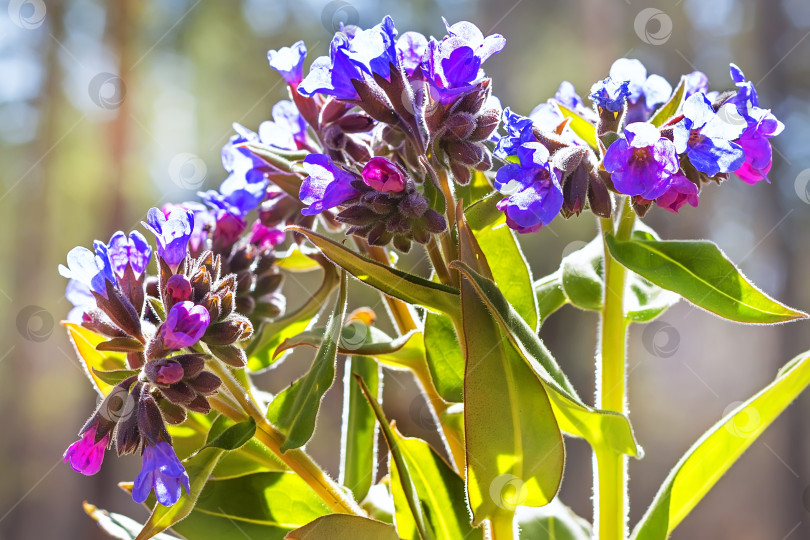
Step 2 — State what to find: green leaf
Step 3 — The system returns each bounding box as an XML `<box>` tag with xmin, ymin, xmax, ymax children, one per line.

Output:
<box><xmin>288</xmin><ymin>226</ymin><xmax>460</xmax><ymax>316</ymax></box>
<box><xmin>63</xmin><ymin>322</ymin><xmax>127</xmax><ymax>396</ymax></box>
<box><xmin>274</xmin><ymin>326</ymin><xmax>424</xmax><ymax>370</ymax></box>
<box><xmin>560</xmin><ymin>237</ymin><xmax>604</xmax><ymax>312</ymax></box>
<box><xmin>355</xmin><ymin>376</ymin><xmax>436</xmax><ymax>540</ymax></box>
<box><xmin>388</xmin><ymin>428</ymin><xmax>484</xmax><ymax>540</ymax></box>
<box><xmin>605</xmin><ymin>234</ymin><xmax>807</xmax><ymax>324</ymax></box>
<box><xmin>135</xmin><ymin>447</ymin><xmax>226</xmax><ymax>540</ymax></box>
<box><xmin>267</xmin><ymin>271</ymin><xmax>348</xmax><ymax>451</ymax></box>
<box><xmin>247</xmin><ymin>256</ymin><xmax>340</xmax><ymax>370</ymax></box>
<box><xmin>286</xmin><ymin>515</ymin><xmax>400</xmax><ymax>540</ymax></box>
<box><xmin>516</xmin><ymin>499</ymin><xmax>592</xmax><ymax>540</ymax></box>
<box><xmin>455</xmin><ymin>169</ymin><xmax>495</xmax><ymax>209</ymax></box>
<box><xmin>204</xmin><ymin>415</ymin><xmax>287</xmax><ymax>478</ymax></box>
<box><xmin>275</xmin><ymin>244</ymin><xmax>324</xmax><ymax>272</ymax></box>
<box><xmin>649</xmin><ymin>76</ymin><xmax>686</xmax><ymax>128</ymax></box>
<box><xmin>340</xmin><ymin>356</ymin><xmax>380</xmax><ymax>502</ymax></box>
<box><xmin>534</xmin><ymin>271</ymin><xmax>569</xmax><ymax>324</ymax></box>
<box><xmin>631</xmin><ymin>351</ymin><xmax>810</xmax><ymax>540</ymax></box>
<box><xmin>467</xmin><ymin>204</ymin><xmax>539</xmax><ymax>330</ymax></box>
<box><xmin>556</xmin><ymin>103</ymin><xmax>598</xmax><ymax>151</ymax></box>
<box><xmin>455</xmin><ymin>215</ymin><xmax>563</xmax><ymax>524</ymax></box>
<box><xmin>83</xmin><ymin>503</ymin><xmax>181</xmax><ymax>540</ymax></box>
<box><xmin>451</xmin><ymin>262</ymin><xmax>641</xmax><ymax>458</ymax></box>
<box><xmin>423</xmin><ymin>312</ymin><xmax>464</xmax><ymax>403</ymax></box>
<box><xmin>625</xmin><ymin>274</ymin><xmax>680</xmax><ymax>322</ymax></box>
<box><xmin>464</xmin><ymin>191</ymin><xmax>505</xmax><ymax>231</ymax></box>
<box><xmin>91</xmin><ymin>367</ymin><xmax>138</xmax><ymax>386</ymax></box>
<box><xmin>205</xmin><ymin>417</ymin><xmax>256</xmax><ymax>451</ymax></box>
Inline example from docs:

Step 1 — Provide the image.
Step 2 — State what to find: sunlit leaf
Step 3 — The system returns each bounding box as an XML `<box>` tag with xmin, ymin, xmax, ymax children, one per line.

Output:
<box><xmin>286</xmin><ymin>515</ymin><xmax>399</xmax><ymax>540</ymax></box>
<box><xmin>516</xmin><ymin>499</ymin><xmax>592</xmax><ymax>540</ymax></box>
<box><xmin>605</xmin><ymin>234</ymin><xmax>807</xmax><ymax>324</ymax></box>
<box><xmin>423</xmin><ymin>312</ymin><xmax>464</xmax><ymax>403</ymax></box>
<box><xmin>649</xmin><ymin>76</ymin><xmax>686</xmax><ymax>128</ymax></box>
<box><xmin>556</xmin><ymin>103</ymin><xmax>598</xmax><ymax>150</ymax></box>
<box><xmin>560</xmin><ymin>237</ymin><xmax>604</xmax><ymax>312</ymax></box>
<box><xmin>534</xmin><ymin>271</ymin><xmax>569</xmax><ymax>324</ymax></box>
<box><xmin>632</xmin><ymin>351</ymin><xmax>810</xmax><ymax>540</ymax></box>
<box><xmin>340</xmin><ymin>356</ymin><xmax>380</xmax><ymax>502</ymax></box>
<box><xmin>83</xmin><ymin>503</ymin><xmax>180</xmax><ymax>540</ymax></box>
<box><xmin>63</xmin><ymin>322</ymin><xmax>127</xmax><ymax>396</ymax></box>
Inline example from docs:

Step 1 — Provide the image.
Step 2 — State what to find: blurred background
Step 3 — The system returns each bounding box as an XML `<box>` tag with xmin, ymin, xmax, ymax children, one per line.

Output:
<box><xmin>2</xmin><ymin>0</ymin><xmax>810</xmax><ymax>538</ymax></box>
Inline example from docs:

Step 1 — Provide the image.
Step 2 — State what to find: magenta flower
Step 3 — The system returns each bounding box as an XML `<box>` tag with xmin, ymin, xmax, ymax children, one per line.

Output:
<box><xmin>604</xmin><ymin>122</ymin><xmax>679</xmax><ymax>200</ymax></box>
<box><xmin>159</xmin><ymin>301</ymin><xmax>210</xmax><ymax>350</ymax></box>
<box><xmin>63</xmin><ymin>424</ymin><xmax>109</xmax><ymax>476</ymax></box>
<box><xmin>132</xmin><ymin>442</ymin><xmax>190</xmax><ymax>507</ymax></box>
<box><xmin>362</xmin><ymin>157</ymin><xmax>406</xmax><ymax>193</ymax></box>
<box><xmin>299</xmin><ymin>154</ymin><xmax>360</xmax><ymax>215</ymax></box>
<box><xmin>655</xmin><ymin>173</ymin><xmax>699</xmax><ymax>214</ymax></box>
<box><xmin>250</xmin><ymin>222</ymin><xmax>285</xmax><ymax>249</ymax></box>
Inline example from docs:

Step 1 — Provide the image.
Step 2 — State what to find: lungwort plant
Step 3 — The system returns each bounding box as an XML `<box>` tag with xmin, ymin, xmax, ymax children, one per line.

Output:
<box><xmin>63</xmin><ymin>15</ymin><xmax>807</xmax><ymax>540</ymax></box>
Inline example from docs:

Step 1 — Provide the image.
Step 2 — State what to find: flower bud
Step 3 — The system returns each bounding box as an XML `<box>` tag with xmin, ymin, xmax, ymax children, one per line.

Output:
<box><xmin>469</xmin><ymin>109</ymin><xmax>501</xmax><ymax>141</ymax></box>
<box><xmin>208</xmin><ymin>344</ymin><xmax>247</xmax><ymax>368</ymax></box>
<box><xmin>159</xmin><ymin>381</ymin><xmax>196</xmax><ymax>405</ymax></box>
<box><xmin>185</xmin><ymin>371</ymin><xmax>222</xmax><ymax>395</ymax></box>
<box><xmin>144</xmin><ymin>359</ymin><xmax>185</xmax><ymax>385</ymax></box>
<box><xmin>204</xmin><ymin>317</ymin><xmax>252</xmax><ymax>346</ymax></box>
<box><xmin>336</xmin><ymin>113</ymin><xmax>375</xmax><ymax>133</ymax></box>
<box><xmin>158</xmin><ymin>301</ymin><xmax>210</xmax><ymax>350</ymax></box>
<box><xmin>362</xmin><ymin>157</ymin><xmax>407</xmax><ymax>193</ymax></box>
<box><xmin>444</xmin><ymin>113</ymin><xmax>476</xmax><ymax>140</ymax></box>
<box><xmin>137</xmin><ymin>390</ymin><xmax>167</xmax><ymax>446</ymax></box>
<box><xmin>398</xmin><ymin>193</ymin><xmax>428</xmax><ymax>219</ymax></box>
<box><xmin>165</xmin><ymin>274</ymin><xmax>192</xmax><ymax>307</ymax></box>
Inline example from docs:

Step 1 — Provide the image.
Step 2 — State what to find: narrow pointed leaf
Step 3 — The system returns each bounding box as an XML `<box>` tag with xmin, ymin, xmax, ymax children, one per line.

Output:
<box><xmin>649</xmin><ymin>76</ymin><xmax>686</xmax><ymax>128</ymax></box>
<box><xmin>605</xmin><ymin>234</ymin><xmax>807</xmax><ymax>324</ymax></box>
<box><xmin>204</xmin><ymin>417</ymin><xmax>256</xmax><ymax>451</ymax></box>
<box><xmin>340</xmin><ymin>356</ymin><xmax>381</xmax><ymax>502</ymax></box>
<box><xmin>632</xmin><ymin>351</ymin><xmax>810</xmax><ymax>540</ymax></box>
<box><xmin>534</xmin><ymin>271</ymin><xmax>569</xmax><ymax>324</ymax></box>
<box><xmin>83</xmin><ymin>503</ymin><xmax>180</xmax><ymax>540</ymax></box>
<box><xmin>286</xmin><ymin>515</ymin><xmax>399</xmax><ymax>540</ymax></box>
<box><xmin>423</xmin><ymin>312</ymin><xmax>464</xmax><ymax>403</ymax></box>
<box><xmin>556</xmin><ymin>103</ymin><xmax>598</xmax><ymax>150</ymax></box>
<box><xmin>91</xmin><ymin>367</ymin><xmax>139</xmax><ymax>387</ymax></box>
<box><xmin>63</xmin><ymin>322</ymin><xmax>127</xmax><ymax>396</ymax></box>
<box><xmin>267</xmin><ymin>271</ymin><xmax>347</xmax><ymax>451</ymax></box>
<box><xmin>288</xmin><ymin>226</ymin><xmax>460</xmax><ymax>316</ymax></box>
<box><xmin>355</xmin><ymin>376</ymin><xmax>436</xmax><ymax>540</ymax></box>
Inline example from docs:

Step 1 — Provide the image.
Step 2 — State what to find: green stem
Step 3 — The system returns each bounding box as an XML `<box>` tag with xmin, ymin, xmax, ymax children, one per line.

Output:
<box><xmin>490</xmin><ymin>511</ymin><xmax>515</xmax><ymax>540</ymax></box>
<box><xmin>596</xmin><ymin>198</ymin><xmax>635</xmax><ymax>540</ymax></box>
<box><xmin>207</xmin><ymin>360</ymin><xmax>365</xmax><ymax>516</ymax></box>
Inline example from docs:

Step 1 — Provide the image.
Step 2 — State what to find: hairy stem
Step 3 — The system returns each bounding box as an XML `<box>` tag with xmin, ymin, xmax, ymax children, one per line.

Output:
<box><xmin>436</xmin><ymin>168</ymin><xmax>460</xmax><ymax>286</ymax></box>
<box><xmin>207</xmin><ymin>360</ymin><xmax>365</xmax><ymax>516</ymax></box>
<box><xmin>426</xmin><ymin>236</ymin><xmax>454</xmax><ymax>286</ymax></box>
<box><xmin>359</xmin><ymin>242</ymin><xmax>419</xmax><ymax>333</ymax></box>
<box><xmin>595</xmin><ymin>198</ymin><xmax>635</xmax><ymax>540</ymax></box>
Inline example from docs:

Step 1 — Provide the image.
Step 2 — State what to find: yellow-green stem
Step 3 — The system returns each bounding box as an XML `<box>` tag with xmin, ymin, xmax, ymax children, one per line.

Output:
<box><xmin>426</xmin><ymin>236</ymin><xmax>454</xmax><ymax>286</ymax></box>
<box><xmin>596</xmin><ymin>198</ymin><xmax>635</xmax><ymax>540</ymax></box>
<box><xmin>207</xmin><ymin>360</ymin><xmax>365</xmax><ymax>516</ymax></box>
<box><xmin>490</xmin><ymin>511</ymin><xmax>515</xmax><ymax>540</ymax></box>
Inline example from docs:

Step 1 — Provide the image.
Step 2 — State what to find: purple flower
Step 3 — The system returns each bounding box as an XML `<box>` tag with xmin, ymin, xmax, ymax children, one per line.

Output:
<box><xmin>494</xmin><ymin>142</ymin><xmax>563</xmax><ymax>233</ymax></box>
<box><xmin>424</xmin><ymin>19</ymin><xmax>505</xmax><ymax>102</ymax></box>
<box><xmin>608</xmin><ymin>58</ymin><xmax>672</xmax><ymax>122</ymax></box>
<box><xmin>250</xmin><ymin>222</ymin><xmax>285</xmax><ymax>249</ymax></box>
<box><xmin>258</xmin><ymin>100</ymin><xmax>308</xmax><ymax>152</ymax></box>
<box><xmin>143</xmin><ymin>208</ymin><xmax>195</xmax><ymax>269</ymax></box>
<box><xmin>604</xmin><ymin>122</ymin><xmax>679</xmax><ymax>200</ymax></box>
<box><xmin>65</xmin><ymin>279</ymin><xmax>95</xmax><ymax>323</ymax></box>
<box><xmin>299</xmin><ymin>154</ymin><xmax>361</xmax><ymax>216</ymax></box>
<box><xmin>589</xmin><ymin>77</ymin><xmax>631</xmax><ymax>114</ymax></box>
<box><xmin>655</xmin><ymin>173</ymin><xmax>699</xmax><ymax>214</ymax></box>
<box><xmin>726</xmin><ymin>64</ymin><xmax>784</xmax><ymax>184</ymax></box>
<box><xmin>299</xmin><ymin>35</ymin><xmax>365</xmax><ymax>101</ymax></box>
<box><xmin>63</xmin><ymin>424</ymin><xmax>109</xmax><ymax>476</ymax></box>
<box><xmin>165</xmin><ymin>274</ymin><xmax>192</xmax><ymax>304</ymax></box>
<box><xmin>396</xmin><ymin>31</ymin><xmax>428</xmax><ymax>76</ymax></box>
<box><xmin>267</xmin><ymin>41</ymin><xmax>307</xmax><ymax>86</ymax></box>
<box><xmin>362</xmin><ymin>156</ymin><xmax>406</xmax><ymax>193</ymax></box>
<box><xmin>673</xmin><ymin>93</ymin><xmax>745</xmax><ymax>177</ymax></box>
<box><xmin>58</xmin><ymin>244</ymin><xmax>115</xmax><ymax>298</ymax></box>
<box><xmin>161</xmin><ymin>202</ymin><xmax>211</xmax><ymax>256</ymax></box>
<box><xmin>199</xmin><ymin>179</ymin><xmax>267</xmax><ymax>218</ymax></box>
<box><xmin>683</xmin><ymin>70</ymin><xmax>709</xmax><ymax>99</ymax></box>
<box><xmin>107</xmin><ymin>231</ymin><xmax>152</xmax><ymax>280</ymax></box>
<box><xmin>158</xmin><ymin>301</ymin><xmax>210</xmax><ymax>350</ymax></box>
<box><xmin>132</xmin><ymin>442</ymin><xmax>190</xmax><ymax>507</ymax></box>
<box><xmin>494</xmin><ymin>108</ymin><xmax>535</xmax><ymax>159</ymax></box>
<box><xmin>344</xmin><ymin>15</ymin><xmax>399</xmax><ymax>80</ymax></box>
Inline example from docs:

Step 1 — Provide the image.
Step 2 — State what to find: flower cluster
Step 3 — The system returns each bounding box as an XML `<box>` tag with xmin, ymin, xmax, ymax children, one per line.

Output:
<box><xmin>493</xmin><ymin>59</ymin><xmax>784</xmax><ymax>230</ymax></box>
<box><xmin>61</xmin><ymin>184</ymin><xmax>281</xmax><ymax>505</ymax></box>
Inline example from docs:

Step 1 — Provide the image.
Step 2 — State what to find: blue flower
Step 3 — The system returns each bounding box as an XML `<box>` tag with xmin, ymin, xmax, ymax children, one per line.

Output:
<box><xmin>396</xmin><ymin>31</ymin><xmax>428</xmax><ymax>76</ymax></box>
<box><xmin>267</xmin><ymin>41</ymin><xmax>307</xmax><ymax>86</ymax></box>
<box><xmin>58</xmin><ymin>244</ymin><xmax>115</xmax><ymax>298</ymax></box>
<box><xmin>494</xmin><ymin>142</ymin><xmax>563</xmax><ymax>233</ymax></box>
<box><xmin>258</xmin><ymin>100</ymin><xmax>309</xmax><ymax>152</ymax></box>
<box><xmin>65</xmin><ymin>279</ymin><xmax>96</xmax><ymax>323</ymax></box>
<box><xmin>344</xmin><ymin>15</ymin><xmax>399</xmax><ymax>80</ymax></box>
<box><xmin>554</xmin><ymin>81</ymin><xmax>586</xmax><ymax>112</ymax></box>
<box><xmin>200</xmin><ymin>173</ymin><xmax>268</xmax><ymax>218</ymax></box>
<box><xmin>299</xmin><ymin>154</ymin><xmax>360</xmax><ymax>216</ymax></box>
<box><xmin>494</xmin><ymin>108</ymin><xmax>535</xmax><ymax>159</ymax></box>
<box><xmin>683</xmin><ymin>70</ymin><xmax>708</xmax><ymax>99</ymax></box>
<box><xmin>603</xmin><ymin>122</ymin><xmax>679</xmax><ymax>200</ymax></box>
<box><xmin>142</xmin><ymin>207</ymin><xmax>195</xmax><ymax>269</ymax></box>
<box><xmin>132</xmin><ymin>442</ymin><xmax>190</xmax><ymax>507</ymax></box>
<box><xmin>107</xmin><ymin>231</ymin><xmax>152</xmax><ymax>280</ymax></box>
<box><xmin>608</xmin><ymin>59</ymin><xmax>672</xmax><ymax>122</ymax></box>
<box><xmin>424</xmin><ymin>19</ymin><xmax>505</xmax><ymax>102</ymax></box>
<box><xmin>673</xmin><ymin>93</ymin><xmax>745</xmax><ymax>177</ymax></box>
<box><xmin>589</xmin><ymin>77</ymin><xmax>631</xmax><ymax>114</ymax></box>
